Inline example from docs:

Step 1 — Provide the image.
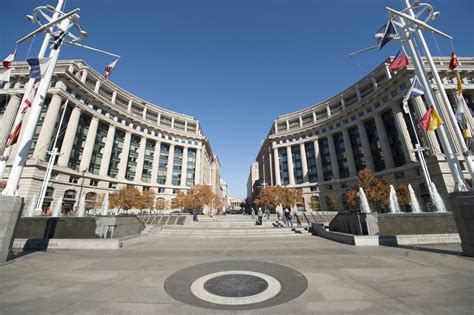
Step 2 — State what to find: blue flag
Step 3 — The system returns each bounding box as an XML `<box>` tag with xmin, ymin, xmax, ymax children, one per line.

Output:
<box><xmin>374</xmin><ymin>20</ymin><xmax>397</xmax><ymax>49</ymax></box>
<box><xmin>27</xmin><ymin>57</ymin><xmax>51</xmax><ymax>80</ymax></box>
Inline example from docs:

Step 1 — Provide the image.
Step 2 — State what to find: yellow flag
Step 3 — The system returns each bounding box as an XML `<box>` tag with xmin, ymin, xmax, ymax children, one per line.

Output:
<box><xmin>429</xmin><ymin>107</ymin><xmax>443</xmax><ymax>131</ymax></box>
<box><xmin>456</xmin><ymin>72</ymin><xmax>463</xmax><ymax>95</ymax></box>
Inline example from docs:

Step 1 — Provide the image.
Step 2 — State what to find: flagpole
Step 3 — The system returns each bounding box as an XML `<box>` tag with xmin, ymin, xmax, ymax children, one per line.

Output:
<box><xmin>2</xmin><ymin>14</ymin><xmax>74</xmax><ymax>196</ymax></box>
<box><xmin>392</xmin><ymin>13</ymin><xmax>467</xmax><ymax>191</ymax></box>
<box><xmin>34</xmin><ymin>99</ymin><xmax>68</xmax><ymax>214</ymax></box>
<box><xmin>401</xmin><ymin>0</ymin><xmax>474</xmax><ymax>188</ymax></box>
<box><xmin>0</xmin><ymin>0</ymin><xmax>64</xmax><ymax>180</ymax></box>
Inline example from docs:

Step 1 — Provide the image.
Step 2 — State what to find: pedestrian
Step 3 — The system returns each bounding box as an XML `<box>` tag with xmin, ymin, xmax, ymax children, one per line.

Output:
<box><xmin>265</xmin><ymin>208</ymin><xmax>270</xmax><ymax>220</ymax></box>
<box><xmin>256</xmin><ymin>207</ymin><xmax>263</xmax><ymax>225</ymax></box>
<box><xmin>276</xmin><ymin>209</ymin><xmax>281</xmax><ymax>222</ymax></box>
<box><xmin>251</xmin><ymin>208</ymin><xmax>255</xmax><ymax>220</ymax></box>
<box><xmin>192</xmin><ymin>210</ymin><xmax>198</xmax><ymax>222</ymax></box>
<box><xmin>284</xmin><ymin>207</ymin><xmax>293</xmax><ymax>228</ymax></box>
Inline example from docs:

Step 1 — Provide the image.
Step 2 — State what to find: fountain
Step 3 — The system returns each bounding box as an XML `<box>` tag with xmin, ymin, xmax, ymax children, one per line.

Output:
<box><xmin>389</xmin><ymin>185</ymin><xmax>401</xmax><ymax>214</ymax></box>
<box><xmin>358</xmin><ymin>187</ymin><xmax>371</xmax><ymax>213</ymax></box>
<box><xmin>431</xmin><ymin>183</ymin><xmax>447</xmax><ymax>213</ymax></box>
<box><xmin>52</xmin><ymin>196</ymin><xmax>63</xmax><ymax>217</ymax></box>
<box><xmin>101</xmin><ymin>192</ymin><xmax>109</xmax><ymax>216</ymax></box>
<box><xmin>408</xmin><ymin>184</ymin><xmax>421</xmax><ymax>213</ymax></box>
<box><xmin>26</xmin><ymin>194</ymin><xmax>38</xmax><ymax>217</ymax></box>
<box><xmin>77</xmin><ymin>194</ymin><xmax>86</xmax><ymax>217</ymax></box>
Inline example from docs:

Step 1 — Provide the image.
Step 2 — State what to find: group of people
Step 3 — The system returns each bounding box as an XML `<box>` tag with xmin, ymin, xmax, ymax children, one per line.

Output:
<box><xmin>251</xmin><ymin>207</ymin><xmax>297</xmax><ymax>228</ymax></box>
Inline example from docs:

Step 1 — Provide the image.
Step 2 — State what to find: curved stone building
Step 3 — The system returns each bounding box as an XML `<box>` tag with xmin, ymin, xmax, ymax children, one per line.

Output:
<box><xmin>0</xmin><ymin>60</ymin><xmax>221</xmax><ymax>212</ymax></box>
<box><xmin>253</xmin><ymin>57</ymin><xmax>474</xmax><ymax>212</ymax></box>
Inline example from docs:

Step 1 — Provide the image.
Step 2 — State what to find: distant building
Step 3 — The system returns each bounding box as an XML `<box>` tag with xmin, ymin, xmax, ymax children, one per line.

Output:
<box><xmin>246</xmin><ymin>162</ymin><xmax>260</xmax><ymax>204</ymax></box>
<box><xmin>230</xmin><ymin>198</ymin><xmax>245</xmax><ymax>210</ymax></box>
<box><xmin>220</xmin><ymin>179</ymin><xmax>231</xmax><ymax>209</ymax></box>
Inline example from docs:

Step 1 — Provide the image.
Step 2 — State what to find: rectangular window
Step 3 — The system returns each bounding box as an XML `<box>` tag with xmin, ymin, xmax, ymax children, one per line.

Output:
<box><xmin>382</xmin><ymin>108</ymin><xmax>406</xmax><ymax>167</ymax></box>
<box><xmin>348</xmin><ymin>126</ymin><xmax>366</xmax><ymax>172</ymax></box>
<box><xmin>304</xmin><ymin>142</ymin><xmax>318</xmax><ymax>182</ymax></box>
<box><xmin>365</xmin><ymin>119</ymin><xmax>385</xmax><ymax>172</ymax></box>
<box><xmin>291</xmin><ymin>145</ymin><xmax>303</xmax><ymax>184</ymax></box>
<box><xmin>278</xmin><ymin>148</ymin><xmax>289</xmax><ymax>186</ymax></box>
<box><xmin>333</xmin><ymin>132</ymin><xmax>349</xmax><ymax>178</ymax></box>
<box><xmin>186</xmin><ymin>148</ymin><xmax>197</xmax><ymax>186</ymax></box>
<box><xmin>141</xmin><ymin>140</ymin><xmax>155</xmax><ymax>183</ymax></box>
<box><xmin>172</xmin><ymin>146</ymin><xmax>183</xmax><ymax>186</ymax></box>
<box><xmin>125</xmin><ymin>135</ymin><xmax>141</xmax><ymax>181</ymax></box>
<box><xmin>319</xmin><ymin>138</ymin><xmax>333</xmax><ymax>181</ymax></box>
<box><xmin>157</xmin><ymin>143</ymin><xmax>170</xmax><ymax>184</ymax></box>
<box><xmin>68</xmin><ymin>114</ymin><xmax>91</xmax><ymax>170</ymax></box>
<box><xmin>108</xmin><ymin>129</ymin><xmax>125</xmax><ymax>178</ymax></box>
<box><xmin>88</xmin><ymin>122</ymin><xmax>109</xmax><ymax>175</ymax></box>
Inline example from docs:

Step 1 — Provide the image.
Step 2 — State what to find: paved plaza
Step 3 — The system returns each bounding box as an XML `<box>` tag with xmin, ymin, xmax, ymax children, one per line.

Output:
<box><xmin>1</xmin><ymin>215</ymin><xmax>473</xmax><ymax>314</ymax></box>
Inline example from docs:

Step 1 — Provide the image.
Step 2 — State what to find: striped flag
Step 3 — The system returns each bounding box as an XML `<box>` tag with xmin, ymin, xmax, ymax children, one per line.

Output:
<box><xmin>27</xmin><ymin>57</ymin><xmax>52</xmax><ymax>80</ymax></box>
<box><xmin>104</xmin><ymin>59</ymin><xmax>118</xmax><ymax>80</ymax></box>
<box><xmin>0</xmin><ymin>50</ymin><xmax>16</xmax><ymax>82</ymax></box>
<box><xmin>420</xmin><ymin>107</ymin><xmax>443</xmax><ymax>132</ymax></box>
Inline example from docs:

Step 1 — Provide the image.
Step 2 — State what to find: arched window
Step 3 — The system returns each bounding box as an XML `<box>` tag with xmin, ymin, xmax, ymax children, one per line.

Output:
<box><xmin>64</xmin><ymin>190</ymin><xmax>76</xmax><ymax>200</ymax></box>
<box><xmin>156</xmin><ymin>198</ymin><xmax>166</xmax><ymax>210</ymax></box>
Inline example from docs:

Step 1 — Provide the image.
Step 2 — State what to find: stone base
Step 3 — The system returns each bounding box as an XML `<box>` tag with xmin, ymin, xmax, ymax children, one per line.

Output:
<box><xmin>0</xmin><ymin>196</ymin><xmax>23</xmax><ymax>265</ymax></box>
<box><xmin>449</xmin><ymin>191</ymin><xmax>474</xmax><ymax>257</ymax></box>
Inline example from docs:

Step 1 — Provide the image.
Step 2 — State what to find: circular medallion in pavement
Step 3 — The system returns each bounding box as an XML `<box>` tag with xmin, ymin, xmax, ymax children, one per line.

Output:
<box><xmin>164</xmin><ymin>260</ymin><xmax>307</xmax><ymax>310</ymax></box>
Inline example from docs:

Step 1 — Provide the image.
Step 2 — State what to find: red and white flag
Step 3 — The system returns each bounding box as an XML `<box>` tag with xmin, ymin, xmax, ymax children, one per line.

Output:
<box><xmin>0</xmin><ymin>50</ymin><xmax>16</xmax><ymax>82</ymax></box>
<box><xmin>104</xmin><ymin>59</ymin><xmax>118</xmax><ymax>80</ymax></box>
<box><xmin>20</xmin><ymin>83</ymin><xmax>39</xmax><ymax>114</ymax></box>
<box><xmin>389</xmin><ymin>49</ymin><xmax>409</xmax><ymax>71</ymax></box>
<box><xmin>5</xmin><ymin>120</ymin><xmax>22</xmax><ymax>147</ymax></box>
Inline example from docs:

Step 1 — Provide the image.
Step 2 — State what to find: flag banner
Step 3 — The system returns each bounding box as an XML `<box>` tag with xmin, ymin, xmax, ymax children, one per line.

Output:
<box><xmin>456</xmin><ymin>72</ymin><xmax>463</xmax><ymax>95</ymax></box>
<box><xmin>420</xmin><ymin>107</ymin><xmax>443</xmax><ymax>132</ymax></box>
<box><xmin>2</xmin><ymin>50</ymin><xmax>15</xmax><ymax>70</ymax></box>
<box><xmin>403</xmin><ymin>76</ymin><xmax>424</xmax><ymax>104</ymax></box>
<box><xmin>20</xmin><ymin>83</ymin><xmax>39</xmax><ymax>114</ymax></box>
<box><xmin>374</xmin><ymin>20</ymin><xmax>397</xmax><ymax>49</ymax></box>
<box><xmin>6</xmin><ymin>120</ymin><xmax>23</xmax><ymax>147</ymax></box>
<box><xmin>449</xmin><ymin>51</ymin><xmax>459</xmax><ymax>71</ymax></box>
<box><xmin>0</xmin><ymin>50</ymin><xmax>16</xmax><ymax>82</ymax></box>
<box><xmin>389</xmin><ymin>49</ymin><xmax>409</xmax><ymax>71</ymax></box>
<box><xmin>52</xmin><ymin>31</ymin><xmax>66</xmax><ymax>50</ymax></box>
<box><xmin>27</xmin><ymin>57</ymin><xmax>52</xmax><ymax>80</ymax></box>
<box><xmin>104</xmin><ymin>59</ymin><xmax>118</xmax><ymax>80</ymax></box>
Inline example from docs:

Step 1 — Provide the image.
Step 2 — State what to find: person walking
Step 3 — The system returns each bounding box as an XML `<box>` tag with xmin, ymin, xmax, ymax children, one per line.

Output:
<box><xmin>251</xmin><ymin>208</ymin><xmax>255</xmax><ymax>220</ymax></box>
<box><xmin>284</xmin><ymin>207</ymin><xmax>293</xmax><ymax>228</ymax></box>
<box><xmin>276</xmin><ymin>209</ymin><xmax>281</xmax><ymax>222</ymax></box>
<box><xmin>256</xmin><ymin>207</ymin><xmax>263</xmax><ymax>225</ymax></box>
<box><xmin>265</xmin><ymin>208</ymin><xmax>270</xmax><ymax>220</ymax></box>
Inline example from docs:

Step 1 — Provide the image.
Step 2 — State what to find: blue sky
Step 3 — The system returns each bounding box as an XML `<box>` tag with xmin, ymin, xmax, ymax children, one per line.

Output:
<box><xmin>2</xmin><ymin>0</ymin><xmax>473</xmax><ymax>198</ymax></box>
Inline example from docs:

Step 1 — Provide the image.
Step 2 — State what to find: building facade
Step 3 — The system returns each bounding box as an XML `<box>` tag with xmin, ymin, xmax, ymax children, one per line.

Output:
<box><xmin>253</xmin><ymin>57</ymin><xmax>474</xmax><ymax>212</ymax></box>
<box><xmin>0</xmin><ymin>60</ymin><xmax>221</xmax><ymax>212</ymax></box>
<box><xmin>246</xmin><ymin>162</ymin><xmax>259</xmax><ymax>203</ymax></box>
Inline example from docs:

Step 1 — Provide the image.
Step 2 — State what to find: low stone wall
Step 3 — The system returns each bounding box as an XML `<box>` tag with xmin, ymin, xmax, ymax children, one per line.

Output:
<box><xmin>329</xmin><ymin>212</ymin><xmax>457</xmax><ymax>236</ymax></box>
<box><xmin>449</xmin><ymin>191</ymin><xmax>474</xmax><ymax>257</ymax></box>
<box><xmin>14</xmin><ymin>216</ymin><xmax>144</xmax><ymax>239</ymax></box>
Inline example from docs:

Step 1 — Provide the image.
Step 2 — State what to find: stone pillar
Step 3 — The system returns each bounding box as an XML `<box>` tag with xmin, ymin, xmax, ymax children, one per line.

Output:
<box><xmin>195</xmin><ymin>146</ymin><xmax>202</xmax><ymax>184</ymax></box>
<box><xmin>58</xmin><ymin>106</ymin><xmax>81</xmax><ymax>167</ymax></box>
<box><xmin>342</xmin><ymin>128</ymin><xmax>357</xmax><ymax>177</ymax></box>
<box><xmin>357</xmin><ymin>121</ymin><xmax>375</xmax><ymax>171</ymax></box>
<box><xmin>33</xmin><ymin>94</ymin><xmax>63</xmax><ymax>160</ymax></box>
<box><xmin>79</xmin><ymin>116</ymin><xmax>99</xmax><ymax>172</ymax></box>
<box><xmin>314</xmin><ymin>139</ymin><xmax>324</xmax><ymax>182</ymax></box>
<box><xmin>151</xmin><ymin>141</ymin><xmax>161</xmax><ymax>184</ymax></box>
<box><xmin>300</xmin><ymin>142</ymin><xmax>309</xmax><ymax>183</ymax></box>
<box><xmin>117</xmin><ymin>131</ymin><xmax>131</xmax><ymax>179</ymax></box>
<box><xmin>166</xmin><ymin>144</ymin><xmax>175</xmax><ymax>186</ymax></box>
<box><xmin>0</xmin><ymin>196</ymin><xmax>23</xmax><ymax>265</ymax></box>
<box><xmin>391</xmin><ymin>103</ymin><xmax>416</xmax><ymax>162</ymax></box>
<box><xmin>273</xmin><ymin>147</ymin><xmax>281</xmax><ymax>186</ymax></box>
<box><xmin>181</xmin><ymin>147</ymin><xmax>188</xmax><ymax>186</ymax></box>
<box><xmin>286</xmin><ymin>146</ymin><xmax>295</xmax><ymax>186</ymax></box>
<box><xmin>374</xmin><ymin>112</ymin><xmax>394</xmax><ymax>169</ymax></box>
<box><xmin>412</xmin><ymin>97</ymin><xmax>442</xmax><ymax>154</ymax></box>
<box><xmin>268</xmin><ymin>149</ymin><xmax>274</xmax><ymax>186</ymax></box>
<box><xmin>99</xmin><ymin>124</ymin><xmax>116</xmax><ymax>176</ymax></box>
<box><xmin>0</xmin><ymin>94</ymin><xmax>21</xmax><ymax>154</ymax></box>
<box><xmin>327</xmin><ymin>134</ymin><xmax>340</xmax><ymax>179</ymax></box>
<box><xmin>134</xmin><ymin>137</ymin><xmax>147</xmax><ymax>182</ymax></box>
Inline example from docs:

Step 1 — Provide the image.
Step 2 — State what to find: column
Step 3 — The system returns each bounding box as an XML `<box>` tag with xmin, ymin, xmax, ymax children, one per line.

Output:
<box><xmin>58</xmin><ymin>106</ymin><xmax>81</xmax><ymax>167</ymax></box>
<box><xmin>134</xmin><ymin>136</ymin><xmax>147</xmax><ymax>182</ymax></box>
<box><xmin>268</xmin><ymin>149</ymin><xmax>274</xmax><ymax>186</ymax></box>
<box><xmin>0</xmin><ymin>94</ymin><xmax>21</xmax><ymax>154</ymax></box>
<box><xmin>314</xmin><ymin>139</ymin><xmax>324</xmax><ymax>182</ymax></box>
<box><xmin>434</xmin><ymin>90</ymin><xmax>461</xmax><ymax>154</ymax></box>
<box><xmin>374</xmin><ymin>112</ymin><xmax>395</xmax><ymax>169</ymax></box>
<box><xmin>99</xmin><ymin>124</ymin><xmax>115</xmax><ymax>176</ymax></box>
<box><xmin>357</xmin><ymin>121</ymin><xmax>375</xmax><ymax>171</ymax></box>
<box><xmin>195</xmin><ymin>146</ymin><xmax>202</xmax><ymax>184</ymax></box>
<box><xmin>33</xmin><ymin>94</ymin><xmax>63</xmax><ymax>160</ymax></box>
<box><xmin>286</xmin><ymin>146</ymin><xmax>295</xmax><ymax>186</ymax></box>
<box><xmin>273</xmin><ymin>147</ymin><xmax>281</xmax><ymax>186</ymax></box>
<box><xmin>413</xmin><ymin>97</ymin><xmax>441</xmax><ymax>154</ymax></box>
<box><xmin>327</xmin><ymin>134</ymin><xmax>340</xmax><ymax>179</ymax></box>
<box><xmin>117</xmin><ymin>131</ymin><xmax>131</xmax><ymax>179</ymax></box>
<box><xmin>79</xmin><ymin>116</ymin><xmax>99</xmax><ymax>172</ymax></box>
<box><xmin>165</xmin><ymin>144</ymin><xmax>175</xmax><ymax>186</ymax></box>
<box><xmin>391</xmin><ymin>103</ymin><xmax>416</xmax><ymax>162</ymax></box>
<box><xmin>151</xmin><ymin>141</ymin><xmax>161</xmax><ymax>184</ymax></box>
<box><xmin>180</xmin><ymin>147</ymin><xmax>188</xmax><ymax>186</ymax></box>
<box><xmin>342</xmin><ymin>128</ymin><xmax>357</xmax><ymax>177</ymax></box>
<box><xmin>300</xmin><ymin>142</ymin><xmax>309</xmax><ymax>183</ymax></box>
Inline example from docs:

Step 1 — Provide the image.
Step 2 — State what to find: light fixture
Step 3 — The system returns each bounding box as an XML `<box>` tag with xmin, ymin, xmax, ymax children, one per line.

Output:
<box><xmin>432</xmin><ymin>11</ymin><xmax>440</xmax><ymax>20</ymax></box>
<box><xmin>26</xmin><ymin>14</ymin><xmax>37</xmax><ymax>23</ymax></box>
